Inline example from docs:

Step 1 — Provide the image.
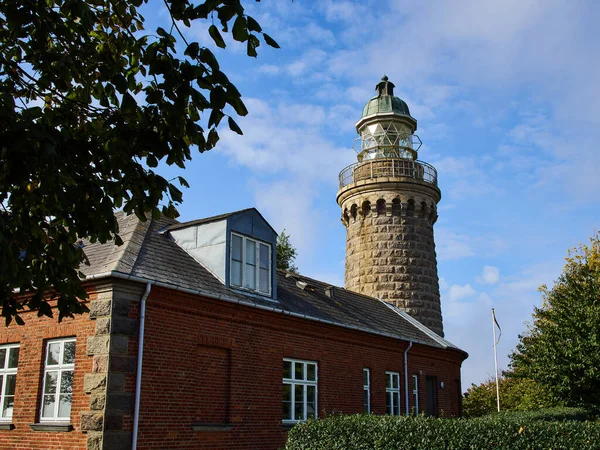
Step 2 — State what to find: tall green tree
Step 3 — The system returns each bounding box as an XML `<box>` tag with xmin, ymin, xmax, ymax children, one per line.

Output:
<box><xmin>463</xmin><ymin>374</ymin><xmax>556</xmax><ymax>417</ymax></box>
<box><xmin>276</xmin><ymin>229</ymin><xmax>298</xmax><ymax>273</ymax></box>
<box><xmin>509</xmin><ymin>233</ymin><xmax>600</xmax><ymax>408</ymax></box>
<box><xmin>0</xmin><ymin>0</ymin><xmax>278</xmax><ymax>324</ymax></box>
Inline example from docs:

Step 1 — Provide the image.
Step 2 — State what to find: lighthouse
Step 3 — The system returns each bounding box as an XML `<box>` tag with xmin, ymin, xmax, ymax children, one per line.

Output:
<box><xmin>337</xmin><ymin>76</ymin><xmax>444</xmax><ymax>336</ymax></box>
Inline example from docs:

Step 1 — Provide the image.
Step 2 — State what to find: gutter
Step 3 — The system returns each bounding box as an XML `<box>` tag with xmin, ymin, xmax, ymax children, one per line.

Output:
<box><xmin>132</xmin><ymin>282</ymin><xmax>151</xmax><ymax>450</ymax></box>
<box><xmin>404</xmin><ymin>340</ymin><xmax>413</xmax><ymax>415</ymax></box>
<box><xmin>83</xmin><ymin>271</ymin><xmax>436</xmax><ymax>348</ymax></box>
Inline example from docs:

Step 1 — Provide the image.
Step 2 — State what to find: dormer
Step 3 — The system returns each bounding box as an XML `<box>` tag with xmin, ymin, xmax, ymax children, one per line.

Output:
<box><xmin>168</xmin><ymin>208</ymin><xmax>278</xmax><ymax>299</ymax></box>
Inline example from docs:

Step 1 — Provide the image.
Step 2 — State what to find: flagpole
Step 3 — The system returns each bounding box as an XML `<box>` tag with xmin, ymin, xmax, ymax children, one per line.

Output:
<box><xmin>492</xmin><ymin>308</ymin><xmax>501</xmax><ymax>412</ymax></box>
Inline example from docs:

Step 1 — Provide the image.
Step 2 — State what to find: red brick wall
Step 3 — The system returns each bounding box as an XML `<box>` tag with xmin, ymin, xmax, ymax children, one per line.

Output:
<box><xmin>135</xmin><ymin>286</ymin><xmax>464</xmax><ymax>450</ymax></box>
<box><xmin>0</xmin><ymin>295</ymin><xmax>96</xmax><ymax>450</ymax></box>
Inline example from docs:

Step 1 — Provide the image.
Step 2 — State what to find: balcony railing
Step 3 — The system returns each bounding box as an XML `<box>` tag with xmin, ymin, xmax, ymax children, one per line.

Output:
<box><xmin>338</xmin><ymin>158</ymin><xmax>438</xmax><ymax>189</ymax></box>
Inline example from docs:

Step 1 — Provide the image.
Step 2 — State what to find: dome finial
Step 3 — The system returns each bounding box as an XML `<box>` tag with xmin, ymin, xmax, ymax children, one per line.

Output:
<box><xmin>376</xmin><ymin>76</ymin><xmax>395</xmax><ymax>96</ymax></box>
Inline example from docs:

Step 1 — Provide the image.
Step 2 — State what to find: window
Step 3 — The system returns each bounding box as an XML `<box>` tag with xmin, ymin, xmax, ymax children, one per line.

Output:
<box><xmin>0</xmin><ymin>344</ymin><xmax>19</xmax><ymax>421</ymax></box>
<box><xmin>386</xmin><ymin>371</ymin><xmax>400</xmax><ymax>415</ymax></box>
<box><xmin>283</xmin><ymin>359</ymin><xmax>317</xmax><ymax>423</ymax></box>
<box><xmin>230</xmin><ymin>233</ymin><xmax>271</xmax><ymax>295</ymax></box>
<box><xmin>363</xmin><ymin>368</ymin><xmax>370</xmax><ymax>413</ymax></box>
<box><xmin>412</xmin><ymin>374</ymin><xmax>419</xmax><ymax>415</ymax></box>
<box><xmin>41</xmin><ymin>338</ymin><xmax>75</xmax><ymax>422</ymax></box>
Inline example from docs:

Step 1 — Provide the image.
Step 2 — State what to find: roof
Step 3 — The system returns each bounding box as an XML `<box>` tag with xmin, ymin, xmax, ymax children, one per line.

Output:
<box><xmin>361</xmin><ymin>95</ymin><xmax>413</xmax><ymax>119</ymax></box>
<box><xmin>166</xmin><ymin>207</ymin><xmax>277</xmax><ymax>235</ymax></box>
<box><xmin>81</xmin><ymin>211</ymin><xmax>465</xmax><ymax>355</ymax></box>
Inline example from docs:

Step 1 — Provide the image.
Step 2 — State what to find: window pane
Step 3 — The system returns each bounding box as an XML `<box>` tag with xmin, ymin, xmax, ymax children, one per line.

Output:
<box><xmin>307</xmin><ymin>364</ymin><xmax>316</xmax><ymax>381</ymax></box>
<box><xmin>231</xmin><ymin>260</ymin><xmax>242</xmax><ymax>286</ymax></box>
<box><xmin>42</xmin><ymin>395</ymin><xmax>55</xmax><ymax>418</ymax></box>
<box><xmin>244</xmin><ymin>263</ymin><xmax>256</xmax><ymax>289</ymax></box>
<box><xmin>58</xmin><ymin>394</ymin><xmax>72</xmax><ymax>418</ymax></box>
<box><xmin>307</xmin><ymin>385</ymin><xmax>316</xmax><ymax>403</ymax></box>
<box><xmin>245</xmin><ymin>239</ymin><xmax>256</xmax><ymax>264</ymax></box>
<box><xmin>5</xmin><ymin>374</ymin><xmax>16</xmax><ymax>396</ymax></box>
<box><xmin>231</xmin><ymin>235</ymin><xmax>242</xmax><ymax>261</ymax></box>
<box><xmin>63</xmin><ymin>341</ymin><xmax>75</xmax><ymax>365</ymax></box>
<box><xmin>2</xmin><ymin>396</ymin><xmax>13</xmax><ymax>418</ymax></box>
<box><xmin>47</xmin><ymin>343</ymin><xmax>60</xmax><ymax>365</ymax></box>
<box><xmin>7</xmin><ymin>347</ymin><xmax>19</xmax><ymax>368</ymax></box>
<box><xmin>386</xmin><ymin>374</ymin><xmax>391</xmax><ymax>389</ymax></box>
<box><xmin>259</xmin><ymin>244</ymin><xmax>269</xmax><ymax>269</ymax></box>
<box><xmin>364</xmin><ymin>369</ymin><xmax>369</xmax><ymax>386</ymax></box>
<box><xmin>259</xmin><ymin>267</ymin><xmax>269</xmax><ymax>293</ymax></box>
<box><xmin>386</xmin><ymin>392</ymin><xmax>392</xmax><ymax>414</ymax></box>
<box><xmin>393</xmin><ymin>392</ymin><xmax>400</xmax><ymax>415</ymax></box>
<box><xmin>294</xmin><ymin>362</ymin><xmax>304</xmax><ymax>380</ymax></box>
<box><xmin>306</xmin><ymin>401</ymin><xmax>316</xmax><ymax>419</ymax></box>
<box><xmin>44</xmin><ymin>371</ymin><xmax>58</xmax><ymax>394</ymax></box>
<box><xmin>283</xmin><ymin>361</ymin><xmax>292</xmax><ymax>379</ymax></box>
<box><xmin>0</xmin><ymin>349</ymin><xmax>5</xmax><ymax>368</ymax></box>
<box><xmin>283</xmin><ymin>400</ymin><xmax>292</xmax><ymax>421</ymax></box>
<box><xmin>60</xmin><ymin>371</ymin><xmax>74</xmax><ymax>394</ymax></box>
<box><xmin>364</xmin><ymin>390</ymin><xmax>369</xmax><ymax>412</ymax></box>
<box><xmin>393</xmin><ymin>374</ymin><xmax>399</xmax><ymax>389</ymax></box>
<box><xmin>294</xmin><ymin>385</ymin><xmax>304</xmax><ymax>420</ymax></box>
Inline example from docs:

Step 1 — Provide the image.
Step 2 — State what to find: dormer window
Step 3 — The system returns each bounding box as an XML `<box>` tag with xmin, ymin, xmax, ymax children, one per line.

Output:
<box><xmin>231</xmin><ymin>233</ymin><xmax>272</xmax><ymax>296</ymax></box>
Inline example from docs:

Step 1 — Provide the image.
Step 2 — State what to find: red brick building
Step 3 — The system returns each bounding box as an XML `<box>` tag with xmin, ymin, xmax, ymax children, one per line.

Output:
<box><xmin>0</xmin><ymin>208</ymin><xmax>466</xmax><ymax>450</ymax></box>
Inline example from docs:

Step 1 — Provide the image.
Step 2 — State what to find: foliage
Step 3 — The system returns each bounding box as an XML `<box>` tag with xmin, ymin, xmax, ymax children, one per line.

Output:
<box><xmin>276</xmin><ymin>229</ymin><xmax>298</xmax><ymax>273</ymax></box>
<box><xmin>463</xmin><ymin>374</ymin><xmax>557</xmax><ymax>417</ymax></box>
<box><xmin>509</xmin><ymin>233</ymin><xmax>600</xmax><ymax>408</ymax></box>
<box><xmin>285</xmin><ymin>412</ymin><xmax>600</xmax><ymax>450</ymax></box>
<box><xmin>0</xmin><ymin>0</ymin><xmax>278</xmax><ymax>324</ymax></box>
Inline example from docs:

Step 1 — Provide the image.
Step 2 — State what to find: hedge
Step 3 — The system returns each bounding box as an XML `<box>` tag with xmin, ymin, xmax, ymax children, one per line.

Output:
<box><xmin>285</xmin><ymin>409</ymin><xmax>600</xmax><ymax>450</ymax></box>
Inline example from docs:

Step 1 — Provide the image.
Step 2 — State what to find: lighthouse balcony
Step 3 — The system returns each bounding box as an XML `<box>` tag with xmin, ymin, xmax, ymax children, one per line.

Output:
<box><xmin>338</xmin><ymin>158</ymin><xmax>437</xmax><ymax>189</ymax></box>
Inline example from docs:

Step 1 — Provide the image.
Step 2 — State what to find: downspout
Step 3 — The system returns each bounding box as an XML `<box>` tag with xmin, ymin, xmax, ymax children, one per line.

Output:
<box><xmin>404</xmin><ymin>340</ymin><xmax>413</xmax><ymax>416</ymax></box>
<box><xmin>132</xmin><ymin>282</ymin><xmax>152</xmax><ymax>450</ymax></box>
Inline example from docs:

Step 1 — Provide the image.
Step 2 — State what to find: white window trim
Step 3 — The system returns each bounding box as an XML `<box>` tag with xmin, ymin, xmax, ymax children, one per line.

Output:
<box><xmin>40</xmin><ymin>338</ymin><xmax>75</xmax><ymax>423</ymax></box>
<box><xmin>412</xmin><ymin>374</ymin><xmax>419</xmax><ymax>415</ymax></box>
<box><xmin>230</xmin><ymin>232</ymin><xmax>272</xmax><ymax>296</ymax></box>
<box><xmin>386</xmin><ymin>371</ymin><xmax>401</xmax><ymax>416</ymax></box>
<box><xmin>283</xmin><ymin>358</ymin><xmax>318</xmax><ymax>424</ymax></box>
<box><xmin>0</xmin><ymin>344</ymin><xmax>19</xmax><ymax>422</ymax></box>
<box><xmin>363</xmin><ymin>368</ymin><xmax>370</xmax><ymax>413</ymax></box>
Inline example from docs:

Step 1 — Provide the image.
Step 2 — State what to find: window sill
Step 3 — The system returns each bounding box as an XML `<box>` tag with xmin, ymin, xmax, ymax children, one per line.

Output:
<box><xmin>0</xmin><ymin>423</ymin><xmax>15</xmax><ymax>430</ymax></box>
<box><xmin>29</xmin><ymin>423</ymin><xmax>73</xmax><ymax>432</ymax></box>
<box><xmin>190</xmin><ymin>423</ymin><xmax>233</xmax><ymax>432</ymax></box>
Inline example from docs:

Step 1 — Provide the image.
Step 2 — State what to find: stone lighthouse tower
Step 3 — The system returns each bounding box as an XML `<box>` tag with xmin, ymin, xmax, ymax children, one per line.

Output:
<box><xmin>337</xmin><ymin>76</ymin><xmax>444</xmax><ymax>336</ymax></box>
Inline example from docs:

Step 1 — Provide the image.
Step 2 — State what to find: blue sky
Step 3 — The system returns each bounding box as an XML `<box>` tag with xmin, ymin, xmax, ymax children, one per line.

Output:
<box><xmin>143</xmin><ymin>0</ymin><xmax>600</xmax><ymax>388</ymax></box>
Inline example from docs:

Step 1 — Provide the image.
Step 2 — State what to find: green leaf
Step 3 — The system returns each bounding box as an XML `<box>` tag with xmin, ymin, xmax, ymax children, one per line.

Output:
<box><xmin>228</xmin><ymin>116</ymin><xmax>243</xmax><ymax>135</ymax></box>
<box><xmin>184</xmin><ymin>42</ymin><xmax>200</xmax><ymax>58</ymax></box>
<box><xmin>247</xmin><ymin>16</ymin><xmax>262</xmax><ymax>32</ymax></box>
<box><xmin>232</xmin><ymin>15</ymin><xmax>248</xmax><ymax>42</ymax></box>
<box><xmin>121</xmin><ymin>92</ymin><xmax>137</xmax><ymax>113</ymax></box>
<box><xmin>208</xmin><ymin>24</ymin><xmax>226</xmax><ymax>48</ymax></box>
<box><xmin>247</xmin><ymin>34</ymin><xmax>260</xmax><ymax>57</ymax></box>
<box><xmin>263</xmin><ymin>33</ymin><xmax>280</xmax><ymax>49</ymax></box>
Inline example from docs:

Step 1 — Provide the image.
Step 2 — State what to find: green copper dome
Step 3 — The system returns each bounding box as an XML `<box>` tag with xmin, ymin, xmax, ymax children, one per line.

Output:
<box><xmin>360</xmin><ymin>76</ymin><xmax>415</xmax><ymax>121</ymax></box>
<box><xmin>361</xmin><ymin>95</ymin><xmax>412</xmax><ymax>118</ymax></box>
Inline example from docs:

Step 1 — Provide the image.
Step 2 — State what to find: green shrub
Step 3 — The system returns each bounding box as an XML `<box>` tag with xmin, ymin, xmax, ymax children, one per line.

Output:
<box><xmin>285</xmin><ymin>411</ymin><xmax>600</xmax><ymax>450</ymax></box>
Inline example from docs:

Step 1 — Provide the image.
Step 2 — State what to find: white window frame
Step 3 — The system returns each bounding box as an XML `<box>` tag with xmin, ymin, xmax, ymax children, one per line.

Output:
<box><xmin>230</xmin><ymin>232</ymin><xmax>272</xmax><ymax>296</ymax></box>
<box><xmin>40</xmin><ymin>338</ymin><xmax>76</xmax><ymax>422</ymax></box>
<box><xmin>283</xmin><ymin>358</ymin><xmax>317</xmax><ymax>424</ymax></box>
<box><xmin>386</xmin><ymin>371</ymin><xmax>401</xmax><ymax>416</ymax></box>
<box><xmin>0</xmin><ymin>344</ymin><xmax>19</xmax><ymax>422</ymax></box>
<box><xmin>412</xmin><ymin>374</ymin><xmax>419</xmax><ymax>415</ymax></box>
<box><xmin>363</xmin><ymin>368</ymin><xmax>370</xmax><ymax>413</ymax></box>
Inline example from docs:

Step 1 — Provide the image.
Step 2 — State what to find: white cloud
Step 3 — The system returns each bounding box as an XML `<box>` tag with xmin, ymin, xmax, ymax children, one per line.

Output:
<box><xmin>478</xmin><ymin>266</ymin><xmax>500</xmax><ymax>285</ymax></box>
<box><xmin>448</xmin><ymin>284</ymin><xmax>476</xmax><ymax>302</ymax></box>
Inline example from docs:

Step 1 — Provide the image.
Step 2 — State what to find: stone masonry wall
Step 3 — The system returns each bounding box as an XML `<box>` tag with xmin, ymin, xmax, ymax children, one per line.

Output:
<box><xmin>340</xmin><ymin>189</ymin><xmax>444</xmax><ymax>336</ymax></box>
